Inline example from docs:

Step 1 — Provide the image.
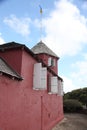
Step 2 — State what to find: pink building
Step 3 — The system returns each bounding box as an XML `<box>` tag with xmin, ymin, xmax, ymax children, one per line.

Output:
<box><xmin>0</xmin><ymin>41</ymin><xmax>64</xmax><ymax>130</ymax></box>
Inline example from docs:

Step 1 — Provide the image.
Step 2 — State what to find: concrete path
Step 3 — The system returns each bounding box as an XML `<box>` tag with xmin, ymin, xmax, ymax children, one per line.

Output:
<box><xmin>52</xmin><ymin>113</ymin><xmax>87</xmax><ymax>130</ymax></box>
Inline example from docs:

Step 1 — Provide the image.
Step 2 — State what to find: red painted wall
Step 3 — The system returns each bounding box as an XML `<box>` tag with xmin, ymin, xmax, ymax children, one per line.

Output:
<box><xmin>0</xmin><ymin>48</ymin><xmax>64</xmax><ymax>130</ymax></box>
<box><xmin>0</xmin><ymin>48</ymin><xmax>22</xmax><ymax>74</ymax></box>
<box><xmin>36</xmin><ymin>53</ymin><xmax>58</xmax><ymax>74</ymax></box>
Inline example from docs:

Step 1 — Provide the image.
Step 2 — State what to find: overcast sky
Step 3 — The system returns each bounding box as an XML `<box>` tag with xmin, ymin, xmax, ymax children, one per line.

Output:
<box><xmin>0</xmin><ymin>0</ymin><xmax>87</xmax><ymax>92</ymax></box>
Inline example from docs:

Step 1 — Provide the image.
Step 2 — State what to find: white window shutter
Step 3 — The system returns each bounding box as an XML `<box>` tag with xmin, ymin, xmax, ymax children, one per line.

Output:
<box><xmin>61</xmin><ymin>82</ymin><xmax>63</xmax><ymax>95</ymax></box>
<box><xmin>33</xmin><ymin>63</ymin><xmax>47</xmax><ymax>90</ymax></box>
<box><xmin>48</xmin><ymin>57</ymin><xmax>55</xmax><ymax>67</ymax></box>
<box><xmin>41</xmin><ymin>67</ymin><xmax>47</xmax><ymax>89</ymax></box>
<box><xmin>58</xmin><ymin>80</ymin><xmax>63</xmax><ymax>95</ymax></box>
<box><xmin>58</xmin><ymin>80</ymin><xmax>61</xmax><ymax>95</ymax></box>
<box><xmin>33</xmin><ymin>63</ymin><xmax>42</xmax><ymax>90</ymax></box>
<box><xmin>50</xmin><ymin>76</ymin><xmax>58</xmax><ymax>94</ymax></box>
<box><xmin>48</xmin><ymin>57</ymin><xmax>51</xmax><ymax>66</ymax></box>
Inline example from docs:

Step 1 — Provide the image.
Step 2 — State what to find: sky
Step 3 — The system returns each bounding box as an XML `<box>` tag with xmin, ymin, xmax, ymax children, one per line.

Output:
<box><xmin>0</xmin><ymin>0</ymin><xmax>87</xmax><ymax>93</ymax></box>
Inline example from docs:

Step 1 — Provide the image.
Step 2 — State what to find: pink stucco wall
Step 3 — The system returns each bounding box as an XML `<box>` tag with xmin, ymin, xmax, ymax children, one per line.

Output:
<box><xmin>0</xmin><ymin>48</ymin><xmax>22</xmax><ymax>74</ymax></box>
<box><xmin>0</xmin><ymin>48</ymin><xmax>64</xmax><ymax>130</ymax></box>
<box><xmin>36</xmin><ymin>53</ymin><xmax>58</xmax><ymax>74</ymax></box>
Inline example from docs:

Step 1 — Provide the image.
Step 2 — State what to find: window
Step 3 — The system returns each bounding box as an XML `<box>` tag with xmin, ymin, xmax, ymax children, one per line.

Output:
<box><xmin>48</xmin><ymin>76</ymin><xmax>58</xmax><ymax>94</ymax></box>
<box><xmin>48</xmin><ymin>57</ymin><xmax>55</xmax><ymax>67</ymax></box>
<box><xmin>33</xmin><ymin>63</ymin><xmax>47</xmax><ymax>90</ymax></box>
<box><xmin>51</xmin><ymin>58</ymin><xmax>55</xmax><ymax>66</ymax></box>
<box><xmin>47</xmin><ymin>74</ymin><xmax>51</xmax><ymax>93</ymax></box>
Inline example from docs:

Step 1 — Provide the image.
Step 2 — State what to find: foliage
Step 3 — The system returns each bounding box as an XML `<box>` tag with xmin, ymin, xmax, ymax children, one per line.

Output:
<box><xmin>64</xmin><ymin>87</ymin><xmax>87</xmax><ymax>106</ymax></box>
<box><xmin>63</xmin><ymin>99</ymin><xmax>83</xmax><ymax>113</ymax></box>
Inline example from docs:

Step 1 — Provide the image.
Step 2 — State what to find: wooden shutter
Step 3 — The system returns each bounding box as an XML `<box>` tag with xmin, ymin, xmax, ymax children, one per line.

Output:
<box><xmin>48</xmin><ymin>57</ymin><xmax>55</xmax><ymax>67</ymax></box>
<box><xmin>60</xmin><ymin>81</ymin><xmax>63</xmax><ymax>95</ymax></box>
<box><xmin>58</xmin><ymin>80</ymin><xmax>63</xmax><ymax>95</ymax></box>
<box><xmin>50</xmin><ymin>76</ymin><xmax>58</xmax><ymax>94</ymax></box>
<box><xmin>48</xmin><ymin>57</ymin><xmax>51</xmax><ymax>66</ymax></box>
<box><xmin>41</xmin><ymin>67</ymin><xmax>47</xmax><ymax>89</ymax></box>
<box><xmin>33</xmin><ymin>63</ymin><xmax>42</xmax><ymax>90</ymax></box>
<box><xmin>33</xmin><ymin>63</ymin><xmax>47</xmax><ymax>90</ymax></box>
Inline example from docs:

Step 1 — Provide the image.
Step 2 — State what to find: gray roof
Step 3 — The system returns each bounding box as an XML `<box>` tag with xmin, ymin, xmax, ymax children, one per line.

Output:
<box><xmin>31</xmin><ymin>41</ymin><xmax>59</xmax><ymax>58</ymax></box>
<box><xmin>0</xmin><ymin>57</ymin><xmax>22</xmax><ymax>80</ymax></box>
<box><xmin>0</xmin><ymin>41</ymin><xmax>63</xmax><ymax>81</ymax></box>
<box><xmin>0</xmin><ymin>41</ymin><xmax>23</xmax><ymax>51</ymax></box>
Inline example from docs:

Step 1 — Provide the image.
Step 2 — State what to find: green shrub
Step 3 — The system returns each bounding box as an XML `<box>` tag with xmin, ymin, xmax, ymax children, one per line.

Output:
<box><xmin>63</xmin><ymin>99</ymin><xmax>83</xmax><ymax>113</ymax></box>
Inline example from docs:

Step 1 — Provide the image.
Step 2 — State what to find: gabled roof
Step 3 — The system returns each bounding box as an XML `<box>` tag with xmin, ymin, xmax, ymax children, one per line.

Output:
<box><xmin>31</xmin><ymin>41</ymin><xmax>59</xmax><ymax>58</ymax></box>
<box><xmin>0</xmin><ymin>57</ymin><xmax>22</xmax><ymax>80</ymax></box>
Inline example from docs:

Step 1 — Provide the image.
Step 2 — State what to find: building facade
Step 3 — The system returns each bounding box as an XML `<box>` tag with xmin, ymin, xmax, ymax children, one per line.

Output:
<box><xmin>0</xmin><ymin>41</ymin><xmax>64</xmax><ymax>130</ymax></box>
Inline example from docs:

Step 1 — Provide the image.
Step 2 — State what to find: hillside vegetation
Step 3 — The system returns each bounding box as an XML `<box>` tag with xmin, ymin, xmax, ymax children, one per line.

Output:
<box><xmin>63</xmin><ymin>87</ymin><xmax>87</xmax><ymax>113</ymax></box>
<box><xmin>64</xmin><ymin>87</ymin><xmax>87</xmax><ymax>106</ymax></box>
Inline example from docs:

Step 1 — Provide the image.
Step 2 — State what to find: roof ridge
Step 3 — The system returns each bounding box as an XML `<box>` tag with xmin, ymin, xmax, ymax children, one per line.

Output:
<box><xmin>0</xmin><ymin>41</ymin><xmax>24</xmax><ymax>50</ymax></box>
<box><xmin>31</xmin><ymin>41</ymin><xmax>59</xmax><ymax>58</ymax></box>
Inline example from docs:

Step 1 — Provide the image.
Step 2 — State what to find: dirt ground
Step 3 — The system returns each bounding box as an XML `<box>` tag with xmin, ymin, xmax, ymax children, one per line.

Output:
<box><xmin>52</xmin><ymin>113</ymin><xmax>87</xmax><ymax>130</ymax></box>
